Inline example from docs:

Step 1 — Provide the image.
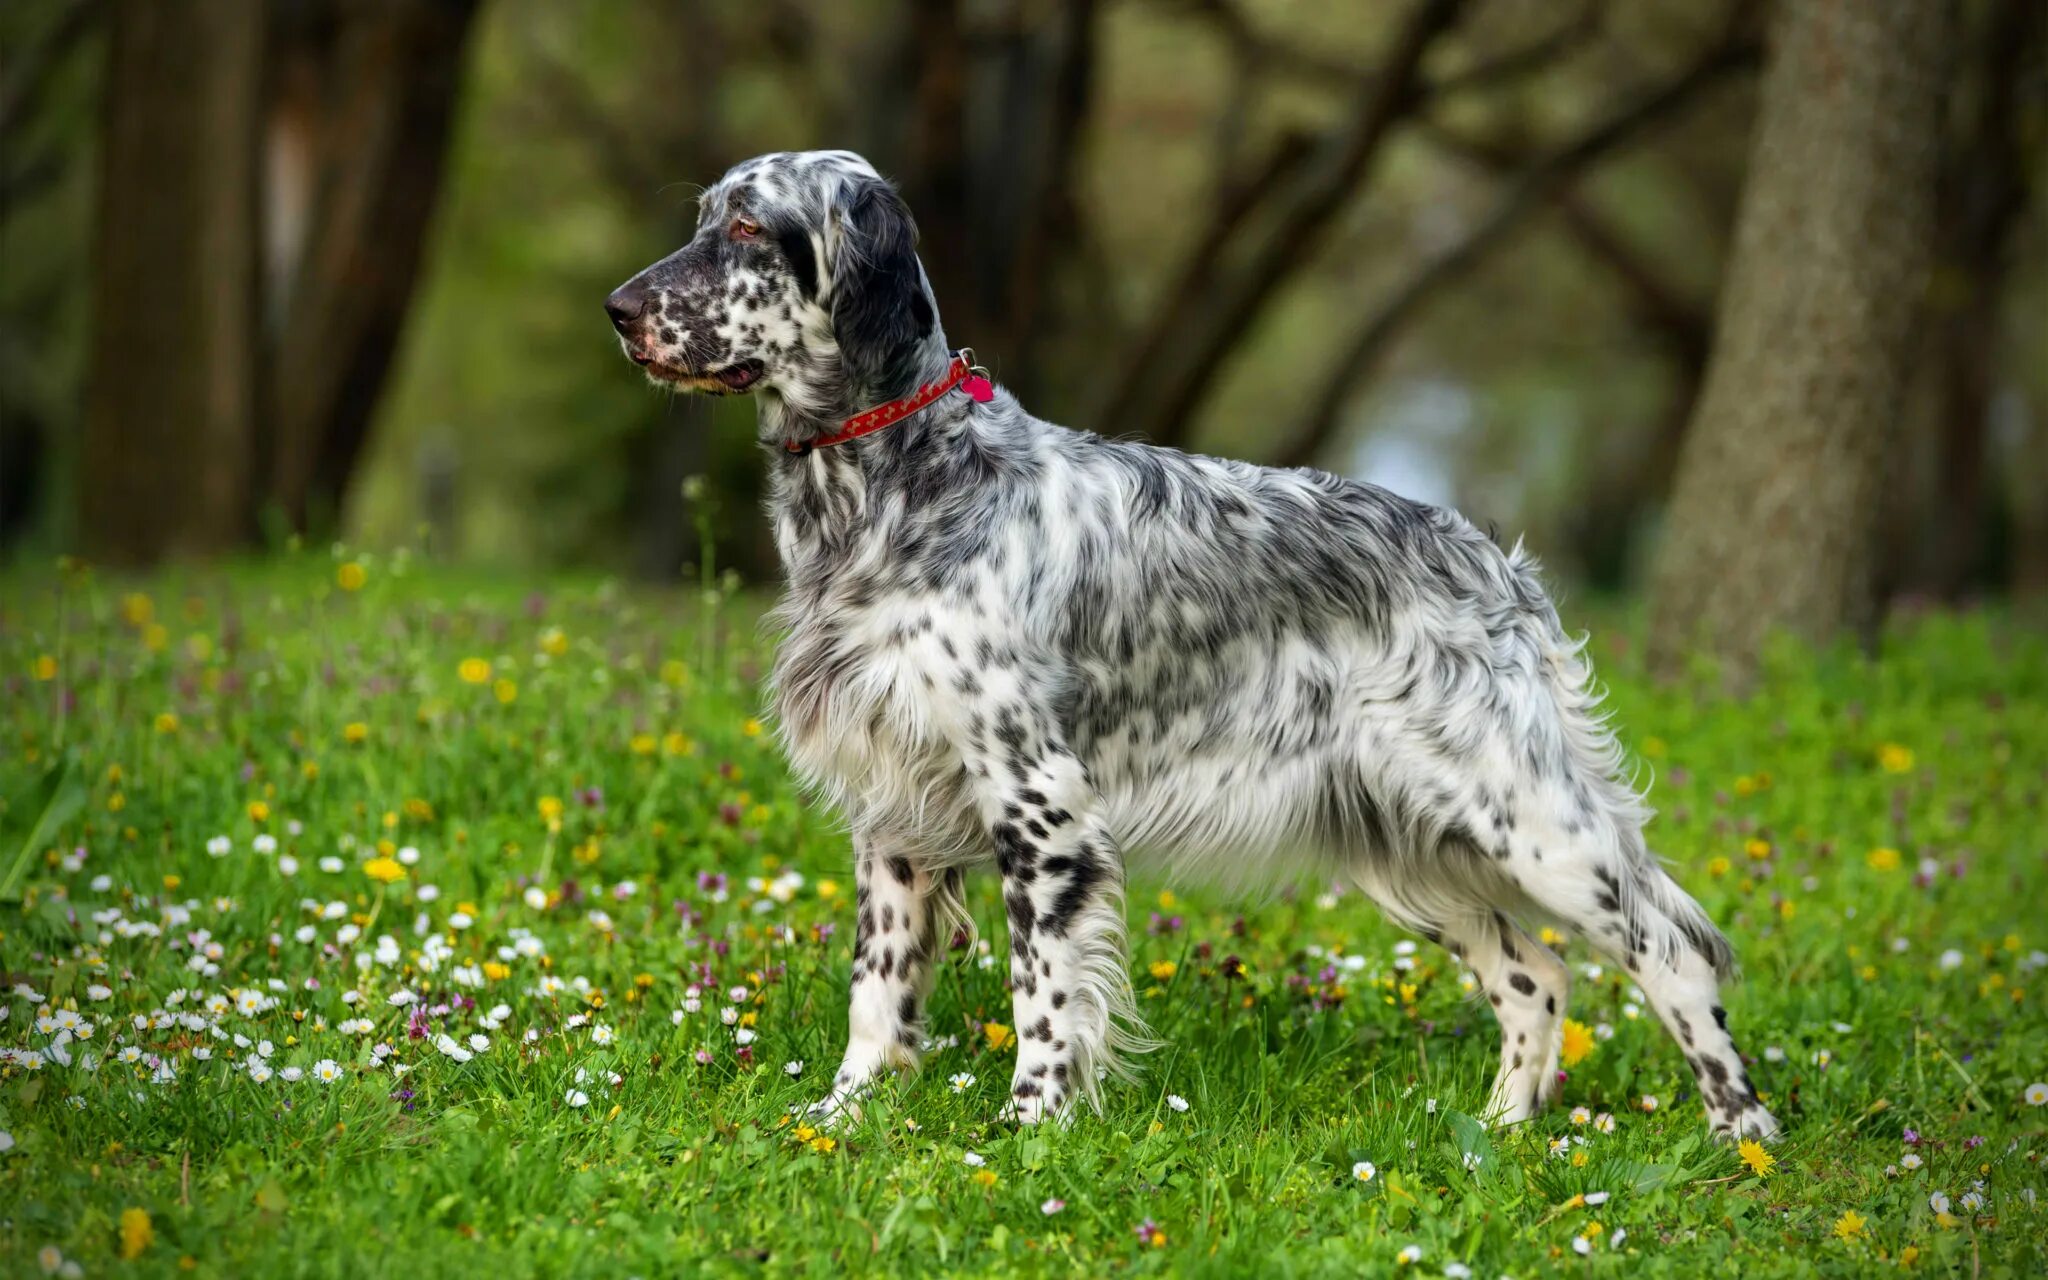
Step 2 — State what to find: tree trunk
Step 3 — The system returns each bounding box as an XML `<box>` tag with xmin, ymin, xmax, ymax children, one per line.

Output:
<box><xmin>1646</xmin><ymin>0</ymin><xmax>1956</xmax><ymax>687</ymax></box>
<box><xmin>1896</xmin><ymin>0</ymin><xmax>2042</xmax><ymax>601</ymax></box>
<box><xmin>265</xmin><ymin>0</ymin><xmax>480</xmax><ymax>536</ymax></box>
<box><xmin>79</xmin><ymin>0</ymin><xmax>263</xmax><ymax>565</ymax></box>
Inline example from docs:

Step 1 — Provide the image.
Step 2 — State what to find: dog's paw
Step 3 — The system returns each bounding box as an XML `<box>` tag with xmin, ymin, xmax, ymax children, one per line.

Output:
<box><xmin>805</xmin><ymin>1092</ymin><xmax>863</xmax><ymax>1130</ymax></box>
<box><xmin>1709</xmin><ymin>1102</ymin><xmax>1781</xmax><ymax>1144</ymax></box>
<box><xmin>1001</xmin><ymin>1087</ymin><xmax>1078</xmax><ymax>1129</ymax></box>
<box><xmin>1001</xmin><ymin>1094</ymin><xmax>1049</xmax><ymax>1127</ymax></box>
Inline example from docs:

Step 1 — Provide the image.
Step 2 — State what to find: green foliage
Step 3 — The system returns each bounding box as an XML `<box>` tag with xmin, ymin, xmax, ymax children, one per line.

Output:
<box><xmin>0</xmin><ymin>557</ymin><xmax>2044</xmax><ymax>1276</ymax></box>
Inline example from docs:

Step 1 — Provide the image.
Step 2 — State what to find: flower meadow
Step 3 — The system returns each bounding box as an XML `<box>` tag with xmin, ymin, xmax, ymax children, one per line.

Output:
<box><xmin>1</xmin><ymin>555</ymin><xmax>2045</xmax><ymax>1277</ymax></box>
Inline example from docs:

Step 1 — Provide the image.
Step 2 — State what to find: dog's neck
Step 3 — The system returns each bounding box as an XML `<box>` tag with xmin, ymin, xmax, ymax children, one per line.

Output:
<box><xmin>761</xmin><ymin>332</ymin><xmax>972</xmax><ymax>592</ymax></box>
<box><xmin>758</xmin><ymin>330</ymin><xmax>957</xmax><ymax>447</ymax></box>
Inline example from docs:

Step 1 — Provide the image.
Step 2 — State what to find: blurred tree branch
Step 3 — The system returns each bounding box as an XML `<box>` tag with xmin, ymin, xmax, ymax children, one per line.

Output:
<box><xmin>1420</xmin><ymin>124</ymin><xmax>1712</xmax><ymax>363</ymax></box>
<box><xmin>0</xmin><ymin>0</ymin><xmax>96</xmax><ymax>205</ymax></box>
<box><xmin>0</xmin><ymin>0</ymin><xmax>94</xmax><ymax>138</ymax></box>
<box><xmin>1092</xmin><ymin>0</ymin><xmax>1468</xmax><ymax>447</ymax></box>
<box><xmin>1271</xmin><ymin>36</ymin><xmax>1758</xmax><ymax>471</ymax></box>
<box><xmin>1096</xmin><ymin>0</ymin><xmax>1611</xmax><ymax>448</ymax></box>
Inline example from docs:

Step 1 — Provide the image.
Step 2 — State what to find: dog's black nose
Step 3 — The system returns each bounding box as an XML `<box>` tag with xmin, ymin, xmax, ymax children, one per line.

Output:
<box><xmin>605</xmin><ymin>283</ymin><xmax>647</xmax><ymax>328</ymax></box>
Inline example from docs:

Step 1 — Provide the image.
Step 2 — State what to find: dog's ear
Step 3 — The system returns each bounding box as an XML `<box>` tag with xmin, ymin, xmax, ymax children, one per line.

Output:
<box><xmin>830</xmin><ymin>175</ymin><xmax>936</xmax><ymax>396</ymax></box>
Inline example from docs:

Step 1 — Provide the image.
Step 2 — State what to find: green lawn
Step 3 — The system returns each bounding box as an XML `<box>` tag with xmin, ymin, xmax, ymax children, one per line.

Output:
<box><xmin>2</xmin><ymin>554</ymin><xmax>2044</xmax><ymax>1277</ymax></box>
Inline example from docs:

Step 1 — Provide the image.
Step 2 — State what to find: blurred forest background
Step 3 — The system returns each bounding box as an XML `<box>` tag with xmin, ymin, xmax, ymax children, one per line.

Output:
<box><xmin>2</xmin><ymin>0</ymin><xmax>2044</xmax><ymax>681</ymax></box>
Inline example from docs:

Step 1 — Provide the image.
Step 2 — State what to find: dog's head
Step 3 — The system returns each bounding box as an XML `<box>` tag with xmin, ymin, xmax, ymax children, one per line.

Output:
<box><xmin>605</xmin><ymin>151</ymin><xmax>940</xmax><ymax>424</ymax></box>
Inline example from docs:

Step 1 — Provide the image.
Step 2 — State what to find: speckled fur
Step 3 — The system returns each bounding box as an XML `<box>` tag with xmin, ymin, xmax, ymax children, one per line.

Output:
<box><xmin>606</xmin><ymin>150</ymin><xmax>1778</xmax><ymax>1140</ymax></box>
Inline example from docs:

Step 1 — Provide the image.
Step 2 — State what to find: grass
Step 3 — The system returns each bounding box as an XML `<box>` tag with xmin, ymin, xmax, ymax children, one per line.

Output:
<box><xmin>1</xmin><ymin>551</ymin><xmax>2044</xmax><ymax>1278</ymax></box>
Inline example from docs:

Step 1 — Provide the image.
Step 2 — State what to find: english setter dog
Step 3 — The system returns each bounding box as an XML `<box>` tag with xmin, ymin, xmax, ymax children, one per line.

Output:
<box><xmin>605</xmin><ymin>150</ymin><xmax>1778</xmax><ymax>1141</ymax></box>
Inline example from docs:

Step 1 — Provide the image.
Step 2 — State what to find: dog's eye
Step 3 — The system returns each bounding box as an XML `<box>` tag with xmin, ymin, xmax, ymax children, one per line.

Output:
<box><xmin>730</xmin><ymin>216</ymin><xmax>761</xmax><ymax>241</ymax></box>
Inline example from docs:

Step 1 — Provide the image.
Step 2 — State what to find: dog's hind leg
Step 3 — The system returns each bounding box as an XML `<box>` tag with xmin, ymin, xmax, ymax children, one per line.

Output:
<box><xmin>1350</xmin><ymin>860</ymin><xmax>1567</xmax><ymax>1126</ymax></box>
<box><xmin>1521</xmin><ymin>849</ymin><xmax>1778</xmax><ymax>1140</ymax></box>
<box><xmin>1435</xmin><ymin>911</ymin><xmax>1570</xmax><ymax>1125</ymax></box>
<box><xmin>1498</xmin><ymin>787</ymin><xmax>1780</xmax><ymax>1141</ymax></box>
<box><xmin>810</xmin><ymin>834</ymin><xmax>947</xmax><ymax>1125</ymax></box>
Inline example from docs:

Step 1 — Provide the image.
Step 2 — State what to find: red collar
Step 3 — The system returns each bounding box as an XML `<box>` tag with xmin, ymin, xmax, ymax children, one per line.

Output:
<box><xmin>786</xmin><ymin>350</ymin><xmax>992</xmax><ymax>453</ymax></box>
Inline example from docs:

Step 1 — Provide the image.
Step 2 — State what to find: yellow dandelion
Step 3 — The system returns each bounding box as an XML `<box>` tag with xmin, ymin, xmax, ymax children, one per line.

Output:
<box><xmin>121</xmin><ymin>593</ymin><xmax>155</xmax><ymax>626</ymax></box>
<box><xmin>539</xmin><ymin>627</ymin><xmax>570</xmax><ymax>657</ymax></box>
<box><xmin>1149</xmin><ymin>960</ymin><xmax>1178</xmax><ymax>981</ymax></box>
<box><xmin>482</xmin><ymin>961</ymin><xmax>511</xmax><ymax>981</ymax></box>
<box><xmin>1707</xmin><ymin>855</ymin><xmax>1732</xmax><ymax>877</ymax></box>
<box><xmin>971</xmin><ymin>1169</ymin><xmax>998</xmax><ymax>1188</ymax></box>
<box><xmin>1745</xmin><ymin>837</ymin><xmax>1771</xmax><ymax>862</ymax></box>
<box><xmin>32</xmin><ymin>654</ymin><xmax>57</xmax><ymax>681</ymax></box>
<box><xmin>1833</xmin><ymin>1210</ymin><xmax>1867</xmax><ymax>1241</ymax></box>
<box><xmin>142</xmin><ymin>622</ymin><xmax>169</xmax><ymax>651</ymax></box>
<box><xmin>537</xmin><ymin>795</ymin><xmax>564</xmax><ymax>823</ymax></box>
<box><xmin>248</xmin><ymin>801</ymin><xmax>270</xmax><ymax>824</ymax></box>
<box><xmin>336</xmin><ymin>561</ymin><xmax>367</xmax><ymax>592</ymax></box>
<box><xmin>342</xmin><ymin>722</ymin><xmax>369</xmax><ymax>744</ymax></box>
<box><xmin>1866</xmin><ymin>847</ymin><xmax>1901</xmax><ymax>871</ymax></box>
<box><xmin>630</xmin><ymin>734</ymin><xmax>657</xmax><ymax>756</ymax></box>
<box><xmin>1157</xmin><ymin>889</ymin><xmax>1178</xmax><ymax>910</ymax></box>
<box><xmin>984</xmin><ymin>1021</ymin><xmax>1015</xmax><ymax>1052</ymax></box>
<box><xmin>363</xmin><ymin>857</ymin><xmax>405</xmax><ymax>884</ymax></box>
<box><xmin>494</xmin><ymin>678</ymin><xmax>518</xmax><ymax>705</ymax></box>
<box><xmin>154</xmin><ymin>712</ymin><xmax>180</xmax><ymax>735</ymax></box>
<box><xmin>743</xmin><ymin>717</ymin><xmax>764</xmax><ymax>738</ymax></box>
<box><xmin>816</xmin><ymin>879</ymin><xmax>840</xmax><ymax>899</ymax></box>
<box><xmin>458</xmin><ymin>657</ymin><xmax>492</xmax><ymax>685</ymax></box>
<box><xmin>1877</xmin><ymin>743</ymin><xmax>1914</xmax><ymax>774</ymax></box>
<box><xmin>1738</xmin><ymin>1137</ymin><xmax>1775</xmax><ymax>1178</ymax></box>
<box><xmin>119</xmin><ymin>1207</ymin><xmax>154</xmax><ymax>1259</ymax></box>
<box><xmin>1559</xmin><ymin>1019</ymin><xmax>1596</xmax><ymax>1068</ymax></box>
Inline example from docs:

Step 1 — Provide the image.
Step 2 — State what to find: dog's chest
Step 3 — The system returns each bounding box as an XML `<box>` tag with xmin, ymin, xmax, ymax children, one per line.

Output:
<box><xmin>770</xmin><ymin>592</ymin><xmax>980</xmax><ymax>817</ymax></box>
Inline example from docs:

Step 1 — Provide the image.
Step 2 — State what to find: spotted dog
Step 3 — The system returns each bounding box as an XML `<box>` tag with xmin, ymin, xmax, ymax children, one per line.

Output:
<box><xmin>604</xmin><ymin>149</ymin><xmax>1778</xmax><ymax>1140</ymax></box>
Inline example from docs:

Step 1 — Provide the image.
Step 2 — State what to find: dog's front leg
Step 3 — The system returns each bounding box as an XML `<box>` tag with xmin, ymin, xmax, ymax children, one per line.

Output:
<box><xmin>984</xmin><ymin>748</ymin><xmax>1140</xmax><ymax>1125</ymax></box>
<box><xmin>812</xmin><ymin>835</ymin><xmax>938</xmax><ymax>1125</ymax></box>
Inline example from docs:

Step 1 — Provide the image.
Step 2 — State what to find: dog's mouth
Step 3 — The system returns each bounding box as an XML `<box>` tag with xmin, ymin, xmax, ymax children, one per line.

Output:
<box><xmin>636</xmin><ymin>352</ymin><xmax>765</xmax><ymax>395</ymax></box>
